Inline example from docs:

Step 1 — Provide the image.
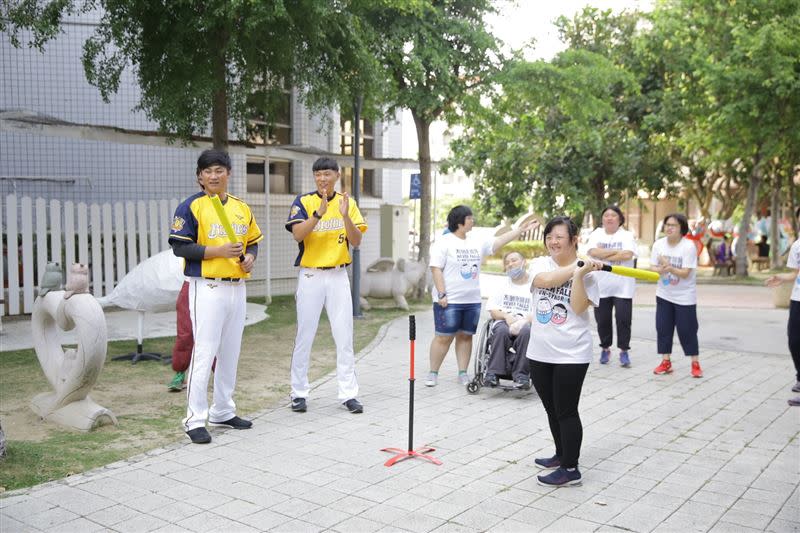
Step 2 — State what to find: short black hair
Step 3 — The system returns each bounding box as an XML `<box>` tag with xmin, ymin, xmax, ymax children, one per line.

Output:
<box><xmin>312</xmin><ymin>157</ymin><xmax>339</xmax><ymax>172</ymax></box>
<box><xmin>663</xmin><ymin>213</ymin><xmax>689</xmax><ymax>236</ymax></box>
<box><xmin>196</xmin><ymin>149</ymin><xmax>232</xmax><ymax>173</ymax></box>
<box><xmin>602</xmin><ymin>205</ymin><xmax>625</xmax><ymax>226</ymax></box>
<box><xmin>543</xmin><ymin>216</ymin><xmax>579</xmax><ymax>249</ymax></box>
<box><xmin>447</xmin><ymin>205</ymin><xmax>473</xmax><ymax>232</ymax></box>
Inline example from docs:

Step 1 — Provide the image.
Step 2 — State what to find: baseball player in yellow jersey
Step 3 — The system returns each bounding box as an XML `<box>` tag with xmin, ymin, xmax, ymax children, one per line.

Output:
<box><xmin>169</xmin><ymin>149</ymin><xmax>264</xmax><ymax>444</ymax></box>
<box><xmin>285</xmin><ymin>157</ymin><xmax>367</xmax><ymax>414</ymax></box>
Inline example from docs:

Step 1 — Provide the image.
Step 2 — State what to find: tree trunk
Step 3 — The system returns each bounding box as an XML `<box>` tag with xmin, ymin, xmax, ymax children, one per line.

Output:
<box><xmin>211</xmin><ymin>31</ymin><xmax>229</xmax><ymax>150</ymax></box>
<box><xmin>592</xmin><ymin>175</ymin><xmax>605</xmax><ymax>229</ymax></box>
<box><xmin>0</xmin><ymin>419</ymin><xmax>6</xmax><ymax>460</ymax></box>
<box><xmin>413</xmin><ymin>111</ymin><xmax>433</xmax><ymax>265</ymax></box>
<box><xmin>770</xmin><ymin>175</ymin><xmax>781</xmax><ymax>269</ymax></box>
<box><xmin>790</xmin><ymin>170</ymin><xmax>798</xmax><ymax>240</ymax></box>
<box><xmin>734</xmin><ymin>158</ymin><xmax>762</xmax><ymax>277</ymax></box>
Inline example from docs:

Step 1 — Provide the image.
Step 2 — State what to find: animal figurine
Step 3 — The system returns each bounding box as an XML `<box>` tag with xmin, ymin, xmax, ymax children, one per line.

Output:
<box><xmin>39</xmin><ymin>262</ymin><xmax>63</xmax><ymax>296</ymax></box>
<box><xmin>64</xmin><ymin>263</ymin><xmax>89</xmax><ymax>299</ymax></box>
<box><xmin>359</xmin><ymin>258</ymin><xmax>428</xmax><ymax>310</ymax></box>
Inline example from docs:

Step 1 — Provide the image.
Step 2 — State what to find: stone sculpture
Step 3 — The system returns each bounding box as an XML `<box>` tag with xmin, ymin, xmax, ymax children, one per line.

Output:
<box><xmin>30</xmin><ymin>264</ymin><xmax>116</xmax><ymax>431</ymax></box>
<box><xmin>359</xmin><ymin>258</ymin><xmax>428</xmax><ymax>310</ymax></box>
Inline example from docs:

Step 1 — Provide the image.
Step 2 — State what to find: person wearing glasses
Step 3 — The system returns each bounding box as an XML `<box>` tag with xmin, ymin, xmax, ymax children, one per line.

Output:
<box><xmin>650</xmin><ymin>213</ymin><xmax>702</xmax><ymax>378</ymax></box>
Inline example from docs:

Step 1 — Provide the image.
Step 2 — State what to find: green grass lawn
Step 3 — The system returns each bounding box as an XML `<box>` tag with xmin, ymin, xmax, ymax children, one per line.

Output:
<box><xmin>0</xmin><ymin>295</ymin><xmax>428</xmax><ymax>492</ymax></box>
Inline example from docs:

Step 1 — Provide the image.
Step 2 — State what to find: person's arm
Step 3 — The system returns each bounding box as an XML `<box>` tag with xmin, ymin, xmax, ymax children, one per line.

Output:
<box><xmin>340</xmin><ymin>192</ymin><xmax>364</xmax><ymax>247</ymax></box>
<box><xmin>765</xmin><ymin>271</ymin><xmax>798</xmax><ymax>286</ymax></box>
<box><xmin>606</xmin><ymin>250</ymin><xmax>635</xmax><ymax>262</ymax></box>
<box><xmin>290</xmin><ymin>191</ymin><xmax>328</xmax><ymax>242</ymax></box>
<box><xmin>588</xmin><ymin>247</ymin><xmax>614</xmax><ymax>260</ymax></box>
<box><xmin>570</xmin><ymin>260</ymin><xmax>602</xmax><ymax>314</ymax></box>
<box><xmin>171</xmin><ymin>239</ymin><xmax>242</xmax><ymax>260</ymax></box>
<box><xmin>491</xmin><ymin>220</ymin><xmax>540</xmax><ymax>254</ymax></box>
<box><xmin>664</xmin><ymin>263</ymin><xmax>692</xmax><ymax>279</ymax></box>
<box><xmin>240</xmin><ymin>243</ymin><xmax>258</xmax><ymax>273</ymax></box>
<box><xmin>532</xmin><ymin>263</ymin><xmax>576</xmax><ymax>289</ymax></box>
<box><xmin>489</xmin><ymin>308</ymin><xmax>518</xmax><ymax>324</ymax></box>
<box><xmin>431</xmin><ymin>266</ymin><xmax>448</xmax><ymax>307</ymax></box>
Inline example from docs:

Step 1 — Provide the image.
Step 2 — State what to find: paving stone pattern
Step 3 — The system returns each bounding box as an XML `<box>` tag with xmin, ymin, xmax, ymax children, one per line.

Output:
<box><xmin>1</xmin><ymin>309</ymin><xmax>798</xmax><ymax>532</ymax></box>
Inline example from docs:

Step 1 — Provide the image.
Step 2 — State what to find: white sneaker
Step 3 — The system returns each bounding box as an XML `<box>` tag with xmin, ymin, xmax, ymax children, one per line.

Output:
<box><xmin>458</xmin><ymin>373</ymin><xmax>470</xmax><ymax>386</ymax></box>
<box><xmin>425</xmin><ymin>372</ymin><xmax>438</xmax><ymax>387</ymax></box>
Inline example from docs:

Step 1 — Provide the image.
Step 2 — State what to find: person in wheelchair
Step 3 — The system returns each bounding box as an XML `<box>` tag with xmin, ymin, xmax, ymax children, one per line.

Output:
<box><xmin>484</xmin><ymin>251</ymin><xmax>533</xmax><ymax>389</ymax></box>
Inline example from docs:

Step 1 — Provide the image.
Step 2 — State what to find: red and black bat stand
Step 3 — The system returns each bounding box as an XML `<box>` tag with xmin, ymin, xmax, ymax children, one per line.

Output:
<box><xmin>381</xmin><ymin>315</ymin><xmax>442</xmax><ymax>467</ymax></box>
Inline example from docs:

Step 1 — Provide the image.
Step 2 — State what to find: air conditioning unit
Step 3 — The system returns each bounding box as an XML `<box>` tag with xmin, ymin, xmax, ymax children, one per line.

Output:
<box><xmin>379</xmin><ymin>204</ymin><xmax>409</xmax><ymax>261</ymax></box>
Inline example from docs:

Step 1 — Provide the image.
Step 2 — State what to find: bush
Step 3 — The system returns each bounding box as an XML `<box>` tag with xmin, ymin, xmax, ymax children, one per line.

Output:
<box><xmin>492</xmin><ymin>240</ymin><xmax>546</xmax><ymax>259</ymax></box>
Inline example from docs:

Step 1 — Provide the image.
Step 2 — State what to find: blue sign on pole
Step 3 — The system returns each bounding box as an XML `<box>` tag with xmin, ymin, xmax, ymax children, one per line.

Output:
<box><xmin>409</xmin><ymin>173</ymin><xmax>421</xmax><ymax>200</ymax></box>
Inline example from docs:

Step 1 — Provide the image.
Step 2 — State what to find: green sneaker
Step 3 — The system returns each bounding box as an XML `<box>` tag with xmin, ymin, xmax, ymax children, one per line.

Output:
<box><xmin>168</xmin><ymin>371</ymin><xmax>185</xmax><ymax>392</ymax></box>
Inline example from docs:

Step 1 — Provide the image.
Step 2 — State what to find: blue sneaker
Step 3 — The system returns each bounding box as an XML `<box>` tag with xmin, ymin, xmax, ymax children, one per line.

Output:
<box><xmin>537</xmin><ymin>467</ymin><xmax>582</xmax><ymax>487</ymax></box>
<box><xmin>620</xmin><ymin>351</ymin><xmax>631</xmax><ymax>367</ymax></box>
<box><xmin>600</xmin><ymin>349</ymin><xmax>611</xmax><ymax>364</ymax></box>
<box><xmin>534</xmin><ymin>455</ymin><xmax>561</xmax><ymax>470</ymax></box>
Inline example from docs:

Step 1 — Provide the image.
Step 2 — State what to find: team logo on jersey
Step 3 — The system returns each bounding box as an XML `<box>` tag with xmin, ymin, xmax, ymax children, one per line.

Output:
<box><xmin>290</xmin><ymin>205</ymin><xmax>301</xmax><ymax>217</ymax></box>
<box><xmin>235</xmin><ymin>214</ymin><xmax>245</xmax><ymax>221</ymax></box>
<box><xmin>171</xmin><ymin>216</ymin><xmax>185</xmax><ymax>231</ymax></box>
<box><xmin>208</xmin><ymin>223</ymin><xmax>247</xmax><ymax>239</ymax></box>
<box><xmin>314</xmin><ymin>218</ymin><xmax>345</xmax><ymax>232</ymax></box>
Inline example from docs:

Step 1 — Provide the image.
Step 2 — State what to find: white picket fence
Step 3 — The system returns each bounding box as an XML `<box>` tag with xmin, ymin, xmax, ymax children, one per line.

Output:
<box><xmin>2</xmin><ymin>195</ymin><xmax>180</xmax><ymax>316</ymax></box>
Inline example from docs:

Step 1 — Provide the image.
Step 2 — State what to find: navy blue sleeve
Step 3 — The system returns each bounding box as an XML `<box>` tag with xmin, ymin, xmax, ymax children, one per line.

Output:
<box><xmin>169</xmin><ymin>198</ymin><xmax>199</xmax><ymax>245</ymax></box>
<box><xmin>285</xmin><ymin>195</ymin><xmax>308</xmax><ymax>232</ymax></box>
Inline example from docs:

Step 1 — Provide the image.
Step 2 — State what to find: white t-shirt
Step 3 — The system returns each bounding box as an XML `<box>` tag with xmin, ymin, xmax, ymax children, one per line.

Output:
<box><xmin>486</xmin><ymin>277</ymin><xmax>533</xmax><ymax>318</ymax></box>
<box><xmin>526</xmin><ymin>256</ymin><xmax>599</xmax><ymax>364</ymax></box>
<box><xmin>787</xmin><ymin>239</ymin><xmax>800</xmax><ymax>302</ymax></box>
<box><xmin>650</xmin><ymin>237</ymin><xmax>698</xmax><ymax>305</ymax></box>
<box><xmin>587</xmin><ymin>227</ymin><xmax>638</xmax><ymax>299</ymax></box>
<box><xmin>430</xmin><ymin>232</ymin><xmax>494</xmax><ymax>304</ymax></box>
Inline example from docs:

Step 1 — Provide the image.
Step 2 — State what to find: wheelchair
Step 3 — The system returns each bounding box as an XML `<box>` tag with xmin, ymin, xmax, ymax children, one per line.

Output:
<box><xmin>466</xmin><ymin>319</ymin><xmax>533</xmax><ymax>395</ymax></box>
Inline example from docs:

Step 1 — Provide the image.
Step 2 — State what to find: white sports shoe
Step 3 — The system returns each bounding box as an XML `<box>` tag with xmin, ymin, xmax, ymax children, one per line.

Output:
<box><xmin>458</xmin><ymin>373</ymin><xmax>470</xmax><ymax>386</ymax></box>
<box><xmin>424</xmin><ymin>372</ymin><xmax>438</xmax><ymax>387</ymax></box>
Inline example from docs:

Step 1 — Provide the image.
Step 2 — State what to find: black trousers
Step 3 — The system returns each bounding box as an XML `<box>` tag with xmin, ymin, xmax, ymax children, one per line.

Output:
<box><xmin>487</xmin><ymin>321</ymin><xmax>531</xmax><ymax>381</ymax></box>
<box><xmin>790</xmin><ymin>300</ymin><xmax>800</xmax><ymax>382</ymax></box>
<box><xmin>655</xmin><ymin>297</ymin><xmax>699</xmax><ymax>356</ymax></box>
<box><xmin>529</xmin><ymin>360</ymin><xmax>589</xmax><ymax>469</ymax></box>
<box><xmin>593</xmin><ymin>297</ymin><xmax>632</xmax><ymax>350</ymax></box>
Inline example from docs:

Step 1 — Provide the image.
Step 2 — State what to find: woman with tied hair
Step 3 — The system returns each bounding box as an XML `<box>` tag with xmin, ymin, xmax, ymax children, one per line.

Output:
<box><xmin>586</xmin><ymin>205</ymin><xmax>638</xmax><ymax>367</ymax></box>
<box><xmin>765</xmin><ymin>206</ymin><xmax>800</xmax><ymax>406</ymax></box>
<box><xmin>650</xmin><ymin>213</ymin><xmax>703</xmax><ymax>378</ymax></box>
<box><xmin>426</xmin><ymin>206</ymin><xmax>538</xmax><ymax>387</ymax></box>
<box><xmin>527</xmin><ymin>216</ymin><xmax>602</xmax><ymax>487</ymax></box>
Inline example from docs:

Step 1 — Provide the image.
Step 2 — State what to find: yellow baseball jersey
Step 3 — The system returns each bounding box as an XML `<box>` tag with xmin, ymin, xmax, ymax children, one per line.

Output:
<box><xmin>285</xmin><ymin>191</ymin><xmax>367</xmax><ymax>268</ymax></box>
<box><xmin>169</xmin><ymin>192</ymin><xmax>264</xmax><ymax>278</ymax></box>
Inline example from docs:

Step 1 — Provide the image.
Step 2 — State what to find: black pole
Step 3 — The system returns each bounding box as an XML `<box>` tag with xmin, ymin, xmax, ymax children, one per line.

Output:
<box><xmin>408</xmin><ymin>315</ymin><xmax>415</xmax><ymax>452</ymax></box>
<box><xmin>351</xmin><ymin>95</ymin><xmax>364</xmax><ymax>318</ymax></box>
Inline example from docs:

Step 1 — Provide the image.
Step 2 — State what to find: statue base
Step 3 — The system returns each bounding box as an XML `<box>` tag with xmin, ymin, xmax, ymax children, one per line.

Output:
<box><xmin>31</xmin><ymin>394</ymin><xmax>118</xmax><ymax>432</ymax></box>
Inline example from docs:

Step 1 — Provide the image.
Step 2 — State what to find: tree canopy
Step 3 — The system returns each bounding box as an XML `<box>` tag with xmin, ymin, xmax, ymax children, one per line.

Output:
<box><xmin>2</xmin><ymin>0</ymin><xmax>391</xmax><ymax>148</ymax></box>
<box><xmin>362</xmin><ymin>0</ymin><xmax>503</xmax><ymax>262</ymax></box>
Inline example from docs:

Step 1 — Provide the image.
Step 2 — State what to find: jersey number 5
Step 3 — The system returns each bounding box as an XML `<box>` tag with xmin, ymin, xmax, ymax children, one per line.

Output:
<box><xmin>337</xmin><ymin>234</ymin><xmax>346</xmax><ymax>244</ymax></box>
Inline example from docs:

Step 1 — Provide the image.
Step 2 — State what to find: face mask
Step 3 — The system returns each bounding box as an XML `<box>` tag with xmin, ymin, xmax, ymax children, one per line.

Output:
<box><xmin>507</xmin><ymin>266</ymin><xmax>525</xmax><ymax>279</ymax></box>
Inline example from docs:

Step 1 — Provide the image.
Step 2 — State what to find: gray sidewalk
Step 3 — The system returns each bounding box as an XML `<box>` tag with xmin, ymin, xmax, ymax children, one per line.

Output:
<box><xmin>2</xmin><ymin>302</ymin><xmax>798</xmax><ymax>532</ymax></box>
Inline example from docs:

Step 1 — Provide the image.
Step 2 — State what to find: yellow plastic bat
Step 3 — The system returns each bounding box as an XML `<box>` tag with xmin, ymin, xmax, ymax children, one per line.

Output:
<box><xmin>210</xmin><ymin>194</ymin><xmax>244</xmax><ymax>262</ymax></box>
<box><xmin>577</xmin><ymin>261</ymin><xmax>660</xmax><ymax>282</ymax></box>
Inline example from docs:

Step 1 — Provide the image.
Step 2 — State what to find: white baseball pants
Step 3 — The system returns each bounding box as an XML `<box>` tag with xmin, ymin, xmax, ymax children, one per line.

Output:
<box><xmin>183</xmin><ymin>277</ymin><xmax>246</xmax><ymax>431</ymax></box>
<box><xmin>290</xmin><ymin>267</ymin><xmax>359</xmax><ymax>401</ymax></box>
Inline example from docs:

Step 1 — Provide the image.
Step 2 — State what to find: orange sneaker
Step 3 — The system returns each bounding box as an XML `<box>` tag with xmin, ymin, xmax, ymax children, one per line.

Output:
<box><xmin>691</xmin><ymin>361</ymin><xmax>703</xmax><ymax>378</ymax></box>
<box><xmin>653</xmin><ymin>359</ymin><xmax>672</xmax><ymax>375</ymax></box>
